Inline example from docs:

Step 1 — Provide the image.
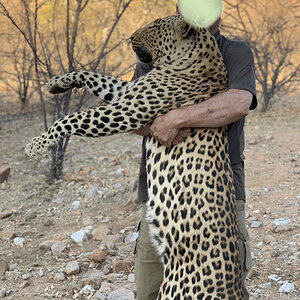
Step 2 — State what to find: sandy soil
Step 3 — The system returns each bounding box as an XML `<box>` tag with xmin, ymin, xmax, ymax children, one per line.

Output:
<box><xmin>0</xmin><ymin>94</ymin><xmax>299</xmax><ymax>299</ymax></box>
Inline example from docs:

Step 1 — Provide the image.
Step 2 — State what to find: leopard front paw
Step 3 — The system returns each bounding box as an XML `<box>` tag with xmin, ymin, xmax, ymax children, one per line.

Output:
<box><xmin>25</xmin><ymin>134</ymin><xmax>54</xmax><ymax>157</ymax></box>
<box><xmin>45</xmin><ymin>73</ymin><xmax>82</xmax><ymax>94</ymax></box>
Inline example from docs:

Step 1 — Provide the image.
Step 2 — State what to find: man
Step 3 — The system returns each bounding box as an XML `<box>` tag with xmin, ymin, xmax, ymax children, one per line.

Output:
<box><xmin>133</xmin><ymin>4</ymin><xmax>257</xmax><ymax>300</ymax></box>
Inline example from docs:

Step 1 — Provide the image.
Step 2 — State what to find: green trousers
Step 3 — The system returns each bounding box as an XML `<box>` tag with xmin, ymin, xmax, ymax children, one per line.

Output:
<box><xmin>134</xmin><ymin>200</ymin><xmax>253</xmax><ymax>300</ymax></box>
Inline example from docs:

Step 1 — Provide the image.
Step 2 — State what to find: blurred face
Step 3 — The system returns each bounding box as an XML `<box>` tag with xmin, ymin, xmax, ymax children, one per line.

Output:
<box><xmin>176</xmin><ymin>2</ymin><xmax>220</xmax><ymax>33</ymax></box>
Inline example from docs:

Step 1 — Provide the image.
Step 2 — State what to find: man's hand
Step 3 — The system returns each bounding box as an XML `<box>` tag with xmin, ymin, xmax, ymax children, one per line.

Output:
<box><xmin>149</xmin><ymin>114</ymin><xmax>191</xmax><ymax>147</ymax></box>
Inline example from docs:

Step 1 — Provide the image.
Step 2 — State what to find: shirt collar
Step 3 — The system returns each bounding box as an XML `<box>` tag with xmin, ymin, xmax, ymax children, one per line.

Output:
<box><xmin>214</xmin><ymin>30</ymin><xmax>221</xmax><ymax>41</ymax></box>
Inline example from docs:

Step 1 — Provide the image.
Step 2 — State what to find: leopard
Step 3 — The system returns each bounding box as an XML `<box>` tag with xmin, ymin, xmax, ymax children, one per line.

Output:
<box><xmin>25</xmin><ymin>15</ymin><xmax>243</xmax><ymax>300</ymax></box>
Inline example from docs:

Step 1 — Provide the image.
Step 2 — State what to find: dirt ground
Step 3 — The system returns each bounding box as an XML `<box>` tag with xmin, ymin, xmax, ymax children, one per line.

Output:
<box><xmin>0</xmin><ymin>94</ymin><xmax>299</xmax><ymax>300</ymax></box>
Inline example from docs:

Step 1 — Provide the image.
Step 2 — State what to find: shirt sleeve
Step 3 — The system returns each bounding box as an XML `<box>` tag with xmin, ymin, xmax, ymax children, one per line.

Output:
<box><xmin>131</xmin><ymin>60</ymin><xmax>154</xmax><ymax>81</ymax></box>
<box><xmin>224</xmin><ymin>42</ymin><xmax>257</xmax><ymax>110</ymax></box>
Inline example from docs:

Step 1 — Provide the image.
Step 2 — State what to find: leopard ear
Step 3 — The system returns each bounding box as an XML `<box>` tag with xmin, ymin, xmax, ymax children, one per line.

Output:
<box><xmin>175</xmin><ymin>18</ymin><xmax>196</xmax><ymax>38</ymax></box>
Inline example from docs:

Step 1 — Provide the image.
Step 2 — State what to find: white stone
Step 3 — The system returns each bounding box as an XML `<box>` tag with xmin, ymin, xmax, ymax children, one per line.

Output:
<box><xmin>22</xmin><ymin>274</ymin><xmax>30</xmax><ymax>280</ymax></box>
<box><xmin>55</xmin><ymin>197</ymin><xmax>63</xmax><ymax>204</ymax></box>
<box><xmin>260</xmin><ymin>282</ymin><xmax>272</xmax><ymax>289</ymax></box>
<box><xmin>115</xmin><ymin>168</ymin><xmax>124</xmax><ymax>176</ymax></box>
<box><xmin>80</xmin><ymin>284</ymin><xmax>95</xmax><ymax>294</ymax></box>
<box><xmin>279</xmin><ymin>282</ymin><xmax>296</xmax><ymax>294</ymax></box>
<box><xmin>13</xmin><ymin>237</ymin><xmax>25</xmax><ymax>246</ymax></box>
<box><xmin>124</xmin><ymin>232</ymin><xmax>138</xmax><ymax>243</ymax></box>
<box><xmin>107</xmin><ymin>288</ymin><xmax>134</xmax><ymax>300</ymax></box>
<box><xmin>113</xmin><ymin>183</ymin><xmax>122</xmax><ymax>190</ymax></box>
<box><xmin>268</xmin><ymin>274</ymin><xmax>281</xmax><ymax>281</ymax></box>
<box><xmin>273</xmin><ymin>218</ymin><xmax>291</xmax><ymax>226</ymax></box>
<box><xmin>54</xmin><ymin>272</ymin><xmax>66</xmax><ymax>281</ymax></box>
<box><xmin>94</xmin><ymin>291</ymin><xmax>107</xmax><ymax>299</ymax></box>
<box><xmin>86</xmin><ymin>186</ymin><xmax>99</xmax><ymax>199</ymax></box>
<box><xmin>265</xmin><ymin>235</ymin><xmax>276</xmax><ymax>243</ymax></box>
<box><xmin>99</xmin><ymin>282</ymin><xmax>112</xmax><ymax>294</ymax></box>
<box><xmin>5</xmin><ymin>271</ymin><xmax>22</xmax><ymax>280</ymax></box>
<box><xmin>82</xmin><ymin>226</ymin><xmax>94</xmax><ymax>235</ymax></box>
<box><xmin>39</xmin><ymin>270</ymin><xmax>44</xmax><ymax>277</ymax></box>
<box><xmin>257</xmin><ymin>241</ymin><xmax>264</xmax><ymax>248</ymax></box>
<box><xmin>250</xmin><ymin>221</ymin><xmax>262</xmax><ymax>228</ymax></box>
<box><xmin>71</xmin><ymin>229</ymin><xmax>88</xmax><ymax>244</ymax></box>
<box><xmin>128</xmin><ymin>273</ymin><xmax>135</xmax><ymax>282</ymax></box>
<box><xmin>71</xmin><ymin>201</ymin><xmax>81</xmax><ymax>210</ymax></box>
<box><xmin>0</xmin><ymin>288</ymin><xmax>6</xmax><ymax>298</ymax></box>
<box><xmin>65</xmin><ymin>260</ymin><xmax>80</xmax><ymax>275</ymax></box>
<box><xmin>51</xmin><ymin>241</ymin><xmax>67</xmax><ymax>256</ymax></box>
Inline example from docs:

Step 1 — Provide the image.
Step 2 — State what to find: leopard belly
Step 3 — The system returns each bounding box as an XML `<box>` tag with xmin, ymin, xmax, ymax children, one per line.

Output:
<box><xmin>145</xmin><ymin>128</ymin><xmax>243</xmax><ymax>300</ymax></box>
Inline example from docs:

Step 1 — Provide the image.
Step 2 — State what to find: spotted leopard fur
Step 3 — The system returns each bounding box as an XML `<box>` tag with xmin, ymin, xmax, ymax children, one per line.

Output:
<box><xmin>26</xmin><ymin>15</ymin><xmax>243</xmax><ymax>300</ymax></box>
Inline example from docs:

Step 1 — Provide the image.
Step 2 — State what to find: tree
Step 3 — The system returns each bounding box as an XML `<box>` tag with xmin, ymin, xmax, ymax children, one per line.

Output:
<box><xmin>0</xmin><ymin>0</ymin><xmax>134</xmax><ymax>181</ymax></box>
<box><xmin>0</xmin><ymin>44</ymin><xmax>35</xmax><ymax>110</ymax></box>
<box><xmin>0</xmin><ymin>0</ymin><xmax>175</xmax><ymax>181</ymax></box>
<box><xmin>222</xmin><ymin>0</ymin><xmax>300</xmax><ymax>112</ymax></box>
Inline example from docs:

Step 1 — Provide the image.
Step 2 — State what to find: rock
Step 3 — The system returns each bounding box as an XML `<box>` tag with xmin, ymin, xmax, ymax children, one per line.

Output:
<box><xmin>124</xmin><ymin>232</ymin><xmax>138</xmax><ymax>243</ymax></box>
<box><xmin>274</xmin><ymin>225</ymin><xmax>294</xmax><ymax>233</ymax></box>
<box><xmin>250</xmin><ymin>221</ymin><xmax>262</xmax><ymax>228</ymax></box>
<box><xmin>86</xmin><ymin>186</ymin><xmax>99</xmax><ymax>199</ymax></box>
<box><xmin>51</xmin><ymin>241</ymin><xmax>67</xmax><ymax>256</ymax></box>
<box><xmin>113</xmin><ymin>183</ymin><xmax>122</xmax><ymax>190</ymax></box>
<box><xmin>0</xmin><ymin>259</ymin><xmax>8</xmax><ymax>279</ymax></box>
<box><xmin>93</xmin><ymin>291</ymin><xmax>107</xmax><ymax>299</ymax></box>
<box><xmin>54</xmin><ymin>272</ymin><xmax>66</xmax><ymax>282</ymax></box>
<box><xmin>22</xmin><ymin>274</ymin><xmax>30</xmax><ymax>280</ymax></box>
<box><xmin>82</xmin><ymin>269</ymin><xmax>104</xmax><ymax>286</ymax></box>
<box><xmin>39</xmin><ymin>240</ymin><xmax>55</xmax><ymax>250</ymax></box>
<box><xmin>115</xmin><ymin>168</ymin><xmax>124</xmax><ymax>176</ymax></box>
<box><xmin>0</xmin><ymin>288</ymin><xmax>6</xmax><ymax>298</ymax></box>
<box><xmin>93</xmin><ymin>225</ymin><xmax>110</xmax><ymax>241</ymax></box>
<box><xmin>0</xmin><ymin>210</ymin><xmax>13</xmax><ymax>220</ymax></box>
<box><xmin>99</xmin><ymin>282</ymin><xmax>113</xmax><ymax>294</ymax></box>
<box><xmin>101</xmin><ymin>235</ymin><xmax>119</xmax><ymax>250</ymax></box>
<box><xmin>5</xmin><ymin>271</ymin><xmax>22</xmax><ymax>280</ymax></box>
<box><xmin>53</xmin><ymin>234</ymin><xmax>67</xmax><ymax>241</ymax></box>
<box><xmin>257</xmin><ymin>241</ymin><xmax>263</xmax><ymax>248</ymax></box>
<box><xmin>39</xmin><ymin>270</ymin><xmax>45</xmax><ymax>277</ymax></box>
<box><xmin>43</xmin><ymin>218</ymin><xmax>54</xmax><ymax>227</ymax></box>
<box><xmin>260</xmin><ymin>282</ymin><xmax>272</xmax><ymax>289</ymax></box>
<box><xmin>128</xmin><ymin>273</ymin><xmax>135</xmax><ymax>282</ymax></box>
<box><xmin>65</xmin><ymin>261</ymin><xmax>80</xmax><ymax>275</ymax></box>
<box><xmin>107</xmin><ymin>288</ymin><xmax>134</xmax><ymax>300</ymax></box>
<box><xmin>273</xmin><ymin>218</ymin><xmax>291</xmax><ymax>226</ymax></box>
<box><xmin>71</xmin><ymin>229</ymin><xmax>88</xmax><ymax>244</ymax></box>
<box><xmin>0</xmin><ymin>231</ymin><xmax>16</xmax><ymax>241</ymax></box>
<box><xmin>55</xmin><ymin>197</ymin><xmax>63</xmax><ymax>204</ymax></box>
<box><xmin>268</xmin><ymin>274</ymin><xmax>282</xmax><ymax>281</ymax></box>
<box><xmin>112</xmin><ymin>258</ymin><xmax>135</xmax><ymax>273</ymax></box>
<box><xmin>279</xmin><ymin>282</ymin><xmax>296</xmax><ymax>294</ymax></box>
<box><xmin>264</xmin><ymin>235</ymin><xmax>276</xmax><ymax>244</ymax></box>
<box><xmin>19</xmin><ymin>281</ymin><xmax>30</xmax><ymax>289</ymax></box>
<box><xmin>80</xmin><ymin>285</ymin><xmax>95</xmax><ymax>295</ymax></box>
<box><xmin>247</xmin><ymin>268</ymin><xmax>259</xmax><ymax>279</ymax></box>
<box><xmin>129</xmin><ymin>179</ymin><xmax>137</xmax><ymax>192</ymax></box>
<box><xmin>0</xmin><ymin>166</ymin><xmax>10</xmax><ymax>183</ymax></box>
<box><xmin>13</xmin><ymin>237</ymin><xmax>25</xmax><ymax>246</ymax></box>
<box><xmin>71</xmin><ymin>201</ymin><xmax>81</xmax><ymax>210</ymax></box>
<box><xmin>89</xmin><ymin>250</ymin><xmax>110</xmax><ymax>264</ymax></box>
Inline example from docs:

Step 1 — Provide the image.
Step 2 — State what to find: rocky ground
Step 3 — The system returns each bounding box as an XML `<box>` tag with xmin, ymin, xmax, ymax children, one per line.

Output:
<box><xmin>0</xmin><ymin>94</ymin><xmax>299</xmax><ymax>300</ymax></box>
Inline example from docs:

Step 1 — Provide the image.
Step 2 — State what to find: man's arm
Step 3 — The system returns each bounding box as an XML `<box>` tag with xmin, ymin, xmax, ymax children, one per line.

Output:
<box><xmin>146</xmin><ymin>89</ymin><xmax>252</xmax><ymax>147</ymax></box>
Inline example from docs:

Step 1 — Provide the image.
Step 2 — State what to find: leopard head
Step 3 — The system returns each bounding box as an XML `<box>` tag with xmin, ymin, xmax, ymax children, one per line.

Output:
<box><xmin>131</xmin><ymin>15</ymin><xmax>197</xmax><ymax>65</ymax></box>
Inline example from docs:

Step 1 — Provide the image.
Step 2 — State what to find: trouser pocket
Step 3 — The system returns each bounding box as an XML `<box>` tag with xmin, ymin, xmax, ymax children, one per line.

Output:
<box><xmin>236</xmin><ymin>200</ymin><xmax>253</xmax><ymax>272</ymax></box>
